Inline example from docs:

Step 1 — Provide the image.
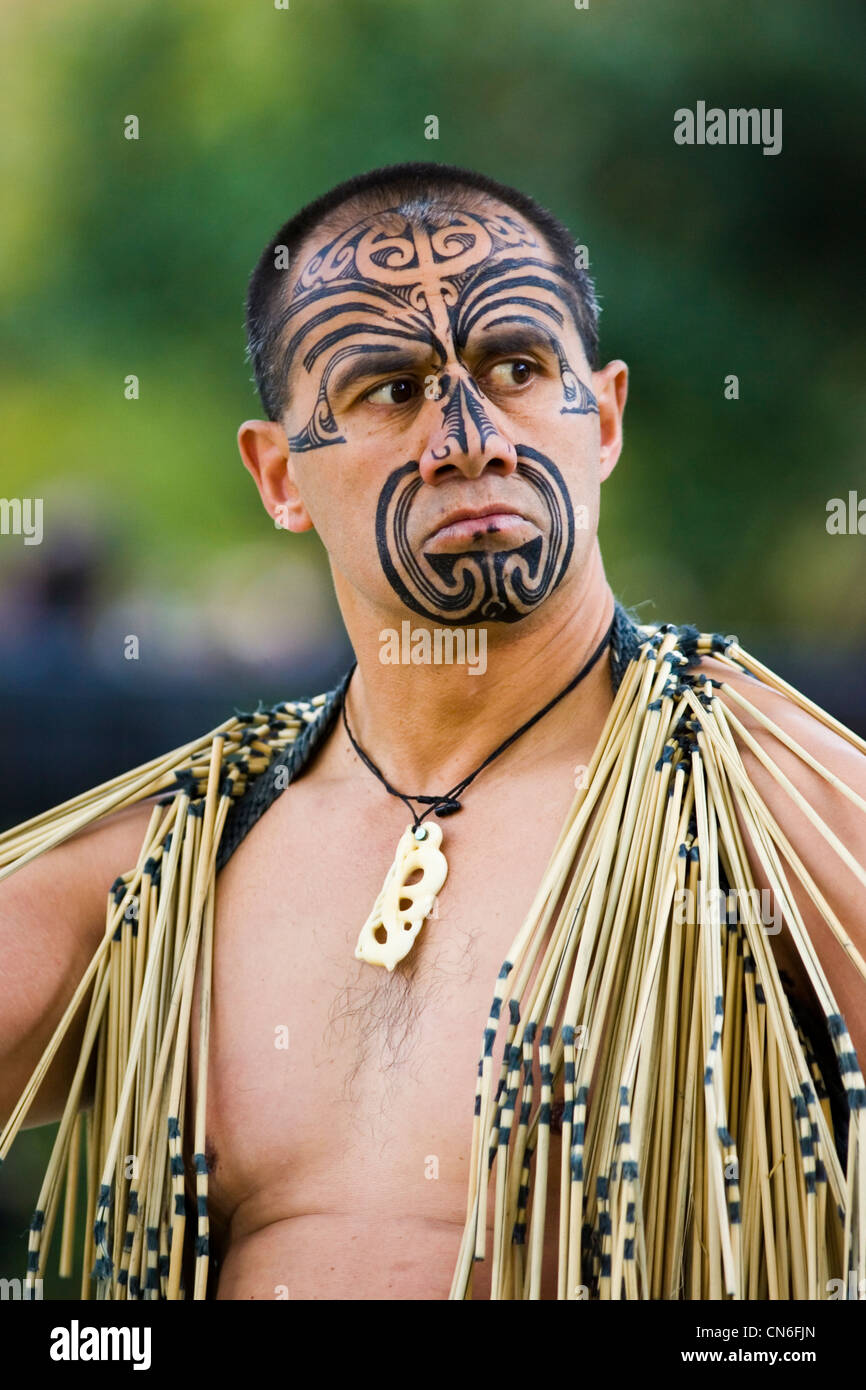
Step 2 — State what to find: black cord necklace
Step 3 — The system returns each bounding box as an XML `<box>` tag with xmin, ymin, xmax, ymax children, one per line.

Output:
<box><xmin>345</xmin><ymin>616</ymin><xmax>616</xmax><ymax>972</ymax></box>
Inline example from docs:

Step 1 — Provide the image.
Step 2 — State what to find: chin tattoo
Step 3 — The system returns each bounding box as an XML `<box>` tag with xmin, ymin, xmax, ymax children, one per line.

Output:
<box><xmin>376</xmin><ymin>448</ymin><xmax>575</xmax><ymax>625</ymax></box>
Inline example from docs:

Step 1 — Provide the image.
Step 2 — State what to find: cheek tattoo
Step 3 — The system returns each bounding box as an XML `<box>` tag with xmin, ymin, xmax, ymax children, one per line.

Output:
<box><xmin>376</xmin><ymin>448</ymin><xmax>575</xmax><ymax>625</ymax></box>
<box><xmin>287</xmin><ymin>342</ymin><xmax>406</xmax><ymax>452</ymax></box>
<box><xmin>279</xmin><ymin>207</ymin><xmax>599</xmax><ymax>451</ymax></box>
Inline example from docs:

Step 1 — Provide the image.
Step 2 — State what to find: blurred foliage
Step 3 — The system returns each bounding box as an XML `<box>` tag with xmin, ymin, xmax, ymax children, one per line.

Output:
<box><xmin>1</xmin><ymin>0</ymin><xmax>865</xmax><ymax>643</ymax></box>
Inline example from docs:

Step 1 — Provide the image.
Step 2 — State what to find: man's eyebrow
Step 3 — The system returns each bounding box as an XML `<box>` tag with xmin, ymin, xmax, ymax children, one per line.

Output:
<box><xmin>327</xmin><ymin>344</ymin><xmax>435</xmax><ymax>396</ymax></box>
<box><xmin>470</xmin><ymin>319</ymin><xmax>565</xmax><ymax>358</ymax></box>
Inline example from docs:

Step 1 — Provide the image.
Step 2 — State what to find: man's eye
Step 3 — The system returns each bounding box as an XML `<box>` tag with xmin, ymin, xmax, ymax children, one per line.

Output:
<box><xmin>365</xmin><ymin>378</ymin><xmax>418</xmax><ymax>406</ymax></box>
<box><xmin>485</xmin><ymin>359</ymin><xmax>536</xmax><ymax>388</ymax></box>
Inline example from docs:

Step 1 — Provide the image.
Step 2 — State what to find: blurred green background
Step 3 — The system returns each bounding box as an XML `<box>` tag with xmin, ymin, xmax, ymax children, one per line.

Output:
<box><xmin>1</xmin><ymin>0</ymin><xmax>864</xmax><ymax>1297</ymax></box>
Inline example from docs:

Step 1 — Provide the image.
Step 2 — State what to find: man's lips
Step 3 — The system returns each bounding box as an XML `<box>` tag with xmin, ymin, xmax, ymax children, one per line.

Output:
<box><xmin>424</xmin><ymin>505</ymin><xmax>535</xmax><ymax>545</ymax></box>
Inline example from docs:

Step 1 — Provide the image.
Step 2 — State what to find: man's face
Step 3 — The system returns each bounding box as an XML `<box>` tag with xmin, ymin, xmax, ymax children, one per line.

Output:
<box><xmin>245</xmin><ymin>199</ymin><xmax>625</xmax><ymax>628</ymax></box>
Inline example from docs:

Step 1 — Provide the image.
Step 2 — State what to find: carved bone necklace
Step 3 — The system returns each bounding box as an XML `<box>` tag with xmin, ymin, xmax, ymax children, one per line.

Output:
<box><xmin>344</xmin><ymin>618</ymin><xmax>615</xmax><ymax>970</ymax></box>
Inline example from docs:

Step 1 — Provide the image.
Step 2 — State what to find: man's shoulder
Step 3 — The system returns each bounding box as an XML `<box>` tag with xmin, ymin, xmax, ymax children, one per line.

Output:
<box><xmin>633</xmin><ymin>619</ymin><xmax>863</xmax><ymax>767</ymax></box>
<box><xmin>687</xmin><ymin>648</ymin><xmax>866</xmax><ymax>849</ymax></box>
<box><xmin>694</xmin><ymin>650</ymin><xmax>864</xmax><ymax>769</ymax></box>
<box><xmin>213</xmin><ymin>675</ymin><xmax>352</xmax><ymax>872</ymax></box>
<box><xmin>624</xmin><ymin>618</ymin><xmax>866</xmax><ymax>828</ymax></box>
<box><xmin>0</xmin><ymin>682</ymin><xmax>346</xmax><ymax>887</ymax></box>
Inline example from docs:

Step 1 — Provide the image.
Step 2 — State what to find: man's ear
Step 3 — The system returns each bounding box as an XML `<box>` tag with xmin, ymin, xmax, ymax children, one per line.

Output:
<box><xmin>591</xmin><ymin>359</ymin><xmax>629</xmax><ymax>483</ymax></box>
<box><xmin>237</xmin><ymin>420</ymin><xmax>314</xmax><ymax>533</ymax></box>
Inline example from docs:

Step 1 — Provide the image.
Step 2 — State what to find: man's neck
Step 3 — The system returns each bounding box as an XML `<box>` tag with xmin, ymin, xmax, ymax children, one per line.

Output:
<box><xmin>336</xmin><ymin>553</ymin><xmax>618</xmax><ymax>793</ymax></box>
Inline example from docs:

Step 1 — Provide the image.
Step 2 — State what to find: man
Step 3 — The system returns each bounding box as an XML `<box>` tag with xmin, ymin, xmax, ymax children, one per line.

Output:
<box><xmin>1</xmin><ymin>162</ymin><xmax>865</xmax><ymax>1301</ymax></box>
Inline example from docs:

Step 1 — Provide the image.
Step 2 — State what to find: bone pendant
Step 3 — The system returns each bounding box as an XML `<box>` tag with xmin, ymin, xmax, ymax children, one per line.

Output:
<box><xmin>354</xmin><ymin>823</ymin><xmax>448</xmax><ymax>971</ymax></box>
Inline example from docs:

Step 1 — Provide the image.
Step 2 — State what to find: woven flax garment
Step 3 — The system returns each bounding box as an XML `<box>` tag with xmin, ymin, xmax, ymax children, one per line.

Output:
<box><xmin>1</xmin><ymin>607</ymin><xmax>864</xmax><ymax>1300</ymax></box>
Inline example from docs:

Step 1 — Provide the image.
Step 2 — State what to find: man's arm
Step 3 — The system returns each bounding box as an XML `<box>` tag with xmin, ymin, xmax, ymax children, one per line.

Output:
<box><xmin>0</xmin><ymin>801</ymin><xmax>156</xmax><ymax>1131</ymax></box>
<box><xmin>700</xmin><ymin>655</ymin><xmax>866</xmax><ymax>1069</ymax></box>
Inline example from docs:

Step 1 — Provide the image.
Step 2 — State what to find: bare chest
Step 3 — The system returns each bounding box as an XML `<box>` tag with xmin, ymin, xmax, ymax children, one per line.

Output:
<box><xmin>187</xmin><ymin>759</ymin><xmax>575</xmax><ymax>1291</ymax></box>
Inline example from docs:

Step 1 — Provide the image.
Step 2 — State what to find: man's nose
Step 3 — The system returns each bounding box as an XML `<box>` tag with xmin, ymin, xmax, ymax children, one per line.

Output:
<box><xmin>417</xmin><ymin>376</ymin><xmax>518</xmax><ymax>484</ymax></box>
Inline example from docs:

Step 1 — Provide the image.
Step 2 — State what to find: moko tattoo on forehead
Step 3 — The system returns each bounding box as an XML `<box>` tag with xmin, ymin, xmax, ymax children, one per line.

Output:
<box><xmin>375</xmin><ymin>447</ymin><xmax>575</xmax><ymax>625</ymax></box>
<box><xmin>278</xmin><ymin>208</ymin><xmax>597</xmax><ymax>451</ymax></box>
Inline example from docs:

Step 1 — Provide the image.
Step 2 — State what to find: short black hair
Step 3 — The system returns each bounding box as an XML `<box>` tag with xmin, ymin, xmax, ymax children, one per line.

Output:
<box><xmin>245</xmin><ymin>161</ymin><xmax>601</xmax><ymax>422</ymax></box>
